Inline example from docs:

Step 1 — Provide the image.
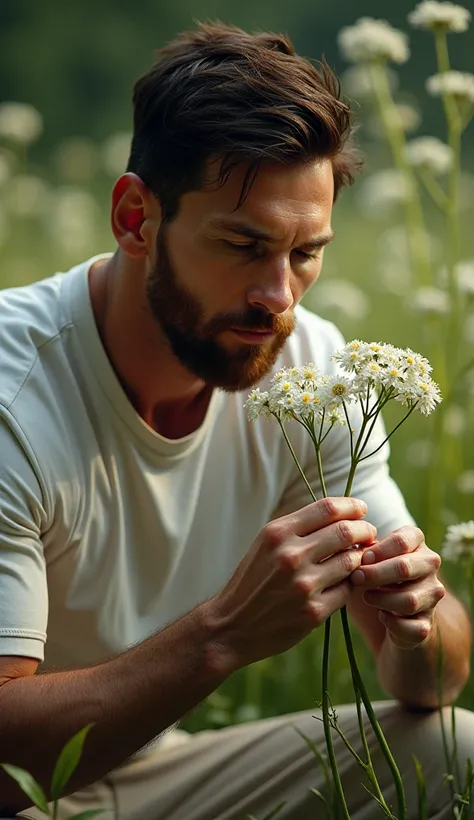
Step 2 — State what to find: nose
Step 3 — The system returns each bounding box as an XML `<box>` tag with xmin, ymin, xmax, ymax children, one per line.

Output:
<box><xmin>246</xmin><ymin>256</ymin><xmax>293</xmax><ymax>315</ymax></box>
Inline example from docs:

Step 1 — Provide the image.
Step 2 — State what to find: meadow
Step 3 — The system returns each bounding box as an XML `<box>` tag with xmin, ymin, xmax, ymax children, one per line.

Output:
<box><xmin>1</xmin><ymin>7</ymin><xmax>474</xmax><ymax>816</ymax></box>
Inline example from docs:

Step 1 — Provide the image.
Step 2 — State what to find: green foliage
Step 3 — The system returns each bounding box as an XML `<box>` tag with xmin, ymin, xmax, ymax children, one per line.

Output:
<box><xmin>50</xmin><ymin>723</ymin><xmax>94</xmax><ymax>801</ymax></box>
<box><xmin>0</xmin><ymin>763</ymin><xmax>49</xmax><ymax>814</ymax></box>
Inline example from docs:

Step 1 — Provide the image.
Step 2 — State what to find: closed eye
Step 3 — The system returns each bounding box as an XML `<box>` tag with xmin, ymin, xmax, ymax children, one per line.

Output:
<box><xmin>223</xmin><ymin>240</ymin><xmax>317</xmax><ymax>260</ymax></box>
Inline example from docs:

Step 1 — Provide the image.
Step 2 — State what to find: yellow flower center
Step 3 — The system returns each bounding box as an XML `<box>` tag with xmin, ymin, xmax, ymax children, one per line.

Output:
<box><xmin>332</xmin><ymin>383</ymin><xmax>346</xmax><ymax>396</ymax></box>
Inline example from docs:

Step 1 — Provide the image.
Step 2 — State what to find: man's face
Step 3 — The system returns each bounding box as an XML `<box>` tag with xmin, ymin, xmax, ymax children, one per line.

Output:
<box><xmin>146</xmin><ymin>157</ymin><xmax>335</xmax><ymax>392</ymax></box>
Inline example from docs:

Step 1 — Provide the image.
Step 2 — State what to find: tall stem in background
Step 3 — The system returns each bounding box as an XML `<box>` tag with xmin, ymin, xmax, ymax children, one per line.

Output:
<box><xmin>370</xmin><ymin>62</ymin><xmax>432</xmax><ymax>288</ymax></box>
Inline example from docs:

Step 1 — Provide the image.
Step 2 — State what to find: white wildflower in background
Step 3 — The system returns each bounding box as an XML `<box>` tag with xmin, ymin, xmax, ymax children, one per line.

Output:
<box><xmin>4</xmin><ymin>175</ymin><xmax>51</xmax><ymax>218</ymax></box>
<box><xmin>47</xmin><ymin>187</ymin><xmax>100</xmax><ymax>254</ymax></box>
<box><xmin>367</xmin><ymin>102</ymin><xmax>422</xmax><ymax>139</ymax></box>
<box><xmin>102</xmin><ymin>132</ymin><xmax>132</xmax><ymax>177</ymax></box>
<box><xmin>311</xmin><ymin>279</ymin><xmax>370</xmax><ymax>321</ymax></box>
<box><xmin>443</xmin><ymin>521</ymin><xmax>474</xmax><ymax>560</ymax></box>
<box><xmin>406</xmin><ymin>438</ymin><xmax>433</xmax><ymax>467</ymax></box>
<box><xmin>0</xmin><ymin>102</ymin><xmax>43</xmax><ymax>146</ymax></box>
<box><xmin>408</xmin><ymin>1</ymin><xmax>471</xmax><ymax>33</ymax></box>
<box><xmin>338</xmin><ymin>18</ymin><xmax>410</xmax><ymax>64</ymax></box>
<box><xmin>341</xmin><ymin>65</ymin><xmax>399</xmax><ymax>98</ymax></box>
<box><xmin>411</xmin><ymin>286</ymin><xmax>450</xmax><ymax>315</ymax></box>
<box><xmin>443</xmin><ymin>404</ymin><xmax>466</xmax><ymax>436</ymax></box>
<box><xmin>54</xmin><ymin>137</ymin><xmax>99</xmax><ymax>184</ymax></box>
<box><xmin>358</xmin><ymin>169</ymin><xmax>411</xmax><ymax>215</ymax></box>
<box><xmin>457</xmin><ymin>471</ymin><xmax>474</xmax><ymax>494</ymax></box>
<box><xmin>405</xmin><ymin>136</ymin><xmax>454</xmax><ymax>174</ymax></box>
<box><xmin>426</xmin><ymin>71</ymin><xmax>474</xmax><ymax>103</ymax></box>
<box><xmin>456</xmin><ymin>260</ymin><xmax>474</xmax><ymax>296</ymax></box>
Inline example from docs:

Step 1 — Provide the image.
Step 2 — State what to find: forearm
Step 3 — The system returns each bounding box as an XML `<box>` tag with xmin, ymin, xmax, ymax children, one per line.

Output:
<box><xmin>0</xmin><ymin>602</ymin><xmax>228</xmax><ymax>815</ymax></box>
<box><xmin>375</xmin><ymin>589</ymin><xmax>471</xmax><ymax>709</ymax></box>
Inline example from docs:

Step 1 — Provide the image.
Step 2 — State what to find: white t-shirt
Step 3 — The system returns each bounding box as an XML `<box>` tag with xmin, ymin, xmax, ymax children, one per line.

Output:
<box><xmin>0</xmin><ymin>254</ymin><xmax>414</xmax><ymax>672</ymax></box>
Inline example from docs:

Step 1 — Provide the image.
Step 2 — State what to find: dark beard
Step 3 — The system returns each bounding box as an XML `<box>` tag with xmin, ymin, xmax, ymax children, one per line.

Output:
<box><xmin>145</xmin><ymin>224</ymin><xmax>295</xmax><ymax>392</ymax></box>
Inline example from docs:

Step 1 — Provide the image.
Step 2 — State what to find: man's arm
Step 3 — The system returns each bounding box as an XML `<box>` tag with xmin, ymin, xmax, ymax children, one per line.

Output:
<box><xmin>0</xmin><ymin>604</ymin><xmax>228</xmax><ymax>815</ymax></box>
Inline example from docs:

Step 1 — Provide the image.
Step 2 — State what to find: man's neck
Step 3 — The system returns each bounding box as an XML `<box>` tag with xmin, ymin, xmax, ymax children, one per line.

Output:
<box><xmin>87</xmin><ymin>254</ymin><xmax>214</xmax><ymax>438</ymax></box>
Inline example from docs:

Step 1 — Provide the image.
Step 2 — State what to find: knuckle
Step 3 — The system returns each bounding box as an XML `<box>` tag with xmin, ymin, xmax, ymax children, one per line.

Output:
<box><xmin>396</xmin><ymin>556</ymin><xmax>412</xmax><ymax>581</ymax></box>
<box><xmin>335</xmin><ymin>520</ymin><xmax>352</xmax><ymax>543</ymax></box>
<box><xmin>292</xmin><ymin>574</ymin><xmax>314</xmax><ymax>596</ymax></box>
<box><xmin>277</xmin><ymin>547</ymin><xmax>301</xmax><ymax>573</ymax></box>
<box><xmin>430</xmin><ymin>551</ymin><xmax>442</xmax><ymax>572</ymax></box>
<box><xmin>435</xmin><ymin>581</ymin><xmax>446</xmax><ymax>601</ymax></box>
<box><xmin>319</xmin><ymin>497</ymin><xmax>339</xmax><ymax>518</ymax></box>
<box><xmin>405</xmin><ymin>592</ymin><xmax>419</xmax><ymax>614</ymax></box>
<box><xmin>304</xmin><ymin>599</ymin><xmax>325</xmax><ymax>626</ymax></box>
<box><xmin>418</xmin><ymin>621</ymin><xmax>431</xmax><ymax>642</ymax></box>
<box><xmin>340</xmin><ymin>549</ymin><xmax>359</xmax><ymax>574</ymax></box>
<box><xmin>263</xmin><ymin>521</ymin><xmax>287</xmax><ymax>549</ymax></box>
<box><xmin>393</xmin><ymin>530</ymin><xmax>412</xmax><ymax>554</ymax></box>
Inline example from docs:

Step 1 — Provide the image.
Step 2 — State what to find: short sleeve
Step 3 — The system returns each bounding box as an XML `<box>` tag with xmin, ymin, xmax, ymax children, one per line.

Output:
<box><xmin>0</xmin><ymin>412</ymin><xmax>49</xmax><ymax>661</ymax></box>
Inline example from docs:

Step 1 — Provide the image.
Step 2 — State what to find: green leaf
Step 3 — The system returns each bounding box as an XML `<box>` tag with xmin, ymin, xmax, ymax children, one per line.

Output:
<box><xmin>50</xmin><ymin>723</ymin><xmax>95</xmax><ymax>800</ymax></box>
<box><xmin>70</xmin><ymin>811</ymin><xmax>111</xmax><ymax>819</ymax></box>
<box><xmin>0</xmin><ymin>763</ymin><xmax>50</xmax><ymax>814</ymax></box>
<box><xmin>260</xmin><ymin>802</ymin><xmax>285</xmax><ymax>820</ymax></box>
<box><xmin>310</xmin><ymin>787</ymin><xmax>327</xmax><ymax>805</ymax></box>
<box><xmin>413</xmin><ymin>755</ymin><xmax>427</xmax><ymax>820</ymax></box>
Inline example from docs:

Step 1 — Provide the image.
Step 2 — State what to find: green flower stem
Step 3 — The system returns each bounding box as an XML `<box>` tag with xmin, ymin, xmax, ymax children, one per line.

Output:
<box><xmin>340</xmin><ymin>607</ymin><xmax>407</xmax><ymax>819</ymax></box>
<box><xmin>369</xmin><ymin>62</ymin><xmax>432</xmax><ymax>287</ymax></box>
<box><xmin>418</xmin><ymin>168</ymin><xmax>449</xmax><ymax>212</ymax></box>
<box><xmin>277</xmin><ymin>419</ymin><xmax>317</xmax><ymax>503</ymax></box>
<box><xmin>322</xmin><ymin>617</ymin><xmax>351</xmax><ymax>820</ymax></box>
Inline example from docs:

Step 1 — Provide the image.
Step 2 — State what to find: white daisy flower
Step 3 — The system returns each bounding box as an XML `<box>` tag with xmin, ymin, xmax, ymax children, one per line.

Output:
<box><xmin>314</xmin><ymin>279</ymin><xmax>370</xmax><ymax>322</ymax></box>
<box><xmin>324</xmin><ymin>407</ymin><xmax>347</xmax><ymax>427</ymax></box>
<box><xmin>457</xmin><ymin>471</ymin><xmax>474</xmax><ymax>494</ymax></box>
<box><xmin>408</xmin><ymin>1</ymin><xmax>471</xmax><ymax>33</ymax></box>
<box><xmin>442</xmin><ymin>521</ymin><xmax>474</xmax><ymax>561</ymax></box>
<box><xmin>405</xmin><ymin>136</ymin><xmax>454</xmax><ymax>174</ymax></box>
<box><xmin>358</xmin><ymin>169</ymin><xmax>411</xmax><ymax>216</ymax></box>
<box><xmin>426</xmin><ymin>71</ymin><xmax>474</xmax><ymax>103</ymax></box>
<box><xmin>0</xmin><ymin>102</ymin><xmax>43</xmax><ymax>145</ymax></box>
<box><xmin>395</xmin><ymin>377</ymin><xmax>442</xmax><ymax>414</ymax></box>
<box><xmin>338</xmin><ymin>17</ymin><xmax>410</xmax><ymax>64</ymax></box>
<box><xmin>318</xmin><ymin>375</ymin><xmax>357</xmax><ymax>408</ymax></box>
<box><xmin>244</xmin><ymin>388</ymin><xmax>270</xmax><ymax>420</ymax></box>
<box><xmin>456</xmin><ymin>260</ymin><xmax>474</xmax><ymax>295</ymax></box>
<box><xmin>411</xmin><ymin>286</ymin><xmax>451</xmax><ymax>315</ymax></box>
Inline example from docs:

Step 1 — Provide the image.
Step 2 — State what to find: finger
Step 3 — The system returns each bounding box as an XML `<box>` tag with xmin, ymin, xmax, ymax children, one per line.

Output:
<box><xmin>379</xmin><ymin>611</ymin><xmax>433</xmax><ymax>649</ymax></box>
<box><xmin>351</xmin><ymin>548</ymin><xmax>441</xmax><ymax>589</ymax></box>
<box><xmin>302</xmin><ymin>519</ymin><xmax>377</xmax><ymax>563</ymax></box>
<box><xmin>362</xmin><ymin>579</ymin><xmax>445</xmax><ymax>616</ymax></box>
<box><xmin>305</xmin><ymin>580</ymin><xmax>353</xmax><ymax>626</ymax></box>
<box><xmin>287</xmin><ymin>496</ymin><xmax>369</xmax><ymax>538</ymax></box>
<box><xmin>360</xmin><ymin>526</ymin><xmax>425</xmax><ymax>565</ymax></box>
<box><xmin>294</xmin><ymin>547</ymin><xmax>365</xmax><ymax>595</ymax></box>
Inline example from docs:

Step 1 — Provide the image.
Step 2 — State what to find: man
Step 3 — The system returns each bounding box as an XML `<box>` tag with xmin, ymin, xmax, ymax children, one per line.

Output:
<box><xmin>0</xmin><ymin>21</ymin><xmax>471</xmax><ymax>820</ymax></box>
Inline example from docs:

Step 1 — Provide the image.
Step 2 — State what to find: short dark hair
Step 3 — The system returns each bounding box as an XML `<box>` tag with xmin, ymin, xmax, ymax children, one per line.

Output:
<box><xmin>128</xmin><ymin>21</ymin><xmax>362</xmax><ymax>221</ymax></box>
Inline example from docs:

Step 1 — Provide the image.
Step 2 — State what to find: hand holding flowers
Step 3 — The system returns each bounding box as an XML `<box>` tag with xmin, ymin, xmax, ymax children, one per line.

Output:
<box><xmin>245</xmin><ymin>339</ymin><xmax>442</xmax><ymax>818</ymax></box>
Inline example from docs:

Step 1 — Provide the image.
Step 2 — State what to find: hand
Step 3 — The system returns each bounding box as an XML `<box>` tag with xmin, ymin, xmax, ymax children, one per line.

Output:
<box><xmin>208</xmin><ymin>497</ymin><xmax>377</xmax><ymax>670</ymax></box>
<box><xmin>350</xmin><ymin>525</ymin><xmax>446</xmax><ymax>649</ymax></box>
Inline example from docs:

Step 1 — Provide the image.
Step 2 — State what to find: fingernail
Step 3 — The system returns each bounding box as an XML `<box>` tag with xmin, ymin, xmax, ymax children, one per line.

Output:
<box><xmin>351</xmin><ymin>569</ymin><xmax>365</xmax><ymax>585</ymax></box>
<box><xmin>362</xmin><ymin>550</ymin><xmax>375</xmax><ymax>565</ymax></box>
<box><xmin>356</xmin><ymin>500</ymin><xmax>368</xmax><ymax>514</ymax></box>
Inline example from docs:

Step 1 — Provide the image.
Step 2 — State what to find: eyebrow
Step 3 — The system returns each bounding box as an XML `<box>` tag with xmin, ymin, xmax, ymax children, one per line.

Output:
<box><xmin>208</xmin><ymin>218</ymin><xmax>336</xmax><ymax>250</ymax></box>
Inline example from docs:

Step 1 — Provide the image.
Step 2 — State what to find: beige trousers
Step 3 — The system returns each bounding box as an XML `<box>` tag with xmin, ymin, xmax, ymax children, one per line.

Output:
<box><xmin>17</xmin><ymin>701</ymin><xmax>474</xmax><ymax>820</ymax></box>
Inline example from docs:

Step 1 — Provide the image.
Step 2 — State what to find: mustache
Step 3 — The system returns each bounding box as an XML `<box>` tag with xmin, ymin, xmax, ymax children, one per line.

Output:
<box><xmin>204</xmin><ymin>310</ymin><xmax>294</xmax><ymax>335</ymax></box>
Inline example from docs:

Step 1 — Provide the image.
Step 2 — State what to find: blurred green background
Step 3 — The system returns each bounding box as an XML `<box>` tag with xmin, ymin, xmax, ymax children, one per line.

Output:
<box><xmin>0</xmin><ymin>1</ymin><xmax>473</xmax><ymax>730</ymax></box>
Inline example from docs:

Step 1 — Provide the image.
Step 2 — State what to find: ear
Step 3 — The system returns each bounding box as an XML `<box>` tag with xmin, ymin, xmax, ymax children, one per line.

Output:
<box><xmin>110</xmin><ymin>172</ymin><xmax>161</xmax><ymax>258</ymax></box>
